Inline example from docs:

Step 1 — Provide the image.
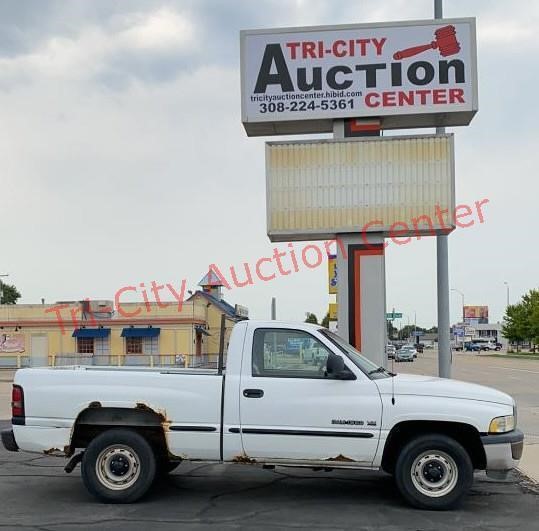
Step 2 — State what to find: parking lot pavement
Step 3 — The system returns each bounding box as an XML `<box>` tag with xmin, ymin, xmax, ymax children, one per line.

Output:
<box><xmin>0</xmin><ymin>420</ymin><xmax>536</xmax><ymax>531</ymax></box>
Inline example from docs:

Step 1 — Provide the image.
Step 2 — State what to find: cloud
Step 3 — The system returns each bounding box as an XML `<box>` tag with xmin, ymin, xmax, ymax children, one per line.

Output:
<box><xmin>478</xmin><ymin>20</ymin><xmax>534</xmax><ymax>47</ymax></box>
<box><xmin>0</xmin><ymin>6</ymin><xmax>197</xmax><ymax>88</ymax></box>
<box><xmin>117</xmin><ymin>7</ymin><xmax>194</xmax><ymax>51</ymax></box>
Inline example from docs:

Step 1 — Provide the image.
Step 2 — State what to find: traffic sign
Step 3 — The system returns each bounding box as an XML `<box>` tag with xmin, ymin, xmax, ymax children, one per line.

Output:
<box><xmin>386</xmin><ymin>312</ymin><xmax>403</xmax><ymax>320</ymax></box>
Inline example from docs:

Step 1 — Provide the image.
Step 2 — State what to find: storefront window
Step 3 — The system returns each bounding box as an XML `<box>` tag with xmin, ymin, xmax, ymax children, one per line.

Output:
<box><xmin>126</xmin><ymin>337</ymin><xmax>143</xmax><ymax>354</ymax></box>
<box><xmin>77</xmin><ymin>337</ymin><xmax>94</xmax><ymax>354</ymax></box>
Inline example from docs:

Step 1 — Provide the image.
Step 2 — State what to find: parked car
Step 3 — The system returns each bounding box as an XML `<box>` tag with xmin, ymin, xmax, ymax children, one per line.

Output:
<box><xmin>386</xmin><ymin>344</ymin><xmax>396</xmax><ymax>359</ymax></box>
<box><xmin>2</xmin><ymin>320</ymin><xmax>523</xmax><ymax>510</ymax></box>
<box><xmin>482</xmin><ymin>342</ymin><xmax>502</xmax><ymax>352</ymax></box>
<box><xmin>464</xmin><ymin>342</ymin><xmax>481</xmax><ymax>352</ymax></box>
<box><xmin>396</xmin><ymin>346</ymin><xmax>415</xmax><ymax>362</ymax></box>
<box><xmin>404</xmin><ymin>344</ymin><xmax>418</xmax><ymax>358</ymax></box>
<box><xmin>470</xmin><ymin>339</ymin><xmax>500</xmax><ymax>351</ymax></box>
<box><xmin>404</xmin><ymin>343</ymin><xmax>419</xmax><ymax>358</ymax></box>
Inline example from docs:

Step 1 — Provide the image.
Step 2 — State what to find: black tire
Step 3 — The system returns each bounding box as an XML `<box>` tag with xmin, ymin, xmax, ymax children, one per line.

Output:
<box><xmin>81</xmin><ymin>428</ymin><xmax>156</xmax><ymax>503</ymax></box>
<box><xmin>394</xmin><ymin>434</ymin><xmax>473</xmax><ymax>510</ymax></box>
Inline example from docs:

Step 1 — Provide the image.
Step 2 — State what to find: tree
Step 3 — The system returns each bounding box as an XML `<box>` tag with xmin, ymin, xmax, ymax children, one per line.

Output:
<box><xmin>502</xmin><ymin>303</ymin><xmax>528</xmax><ymax>352</ymax></box>
<box><xmin>305</xmin><ymin>313</ymin><xmax>318</xmax><ymax>324</ymax></box>
<box><xmin>521</xmin><ymin>289</ymin><xmax>539</xmax><ymax>350</ymax></box>
<box><xmin>398</xmin><ymin>325</ymin><xmax>426</xmax><ymax>341</ymax></box>
<box><xmin>502</xmin><ymin>289</ymin><xmax>539</xmax><ymax>352</ymax></box>
<box><xmin>387</xmin><ymin>320</ymin><xmax>397</xmax><ymax>339</ymax></box>
<box><xmin>0</xmin><ymin>281</ymin><xmax>21</xmax><ymax>304</ymax></box>
<box><xmin>321</xmin><ymin>312</ymin><xmax>330</xmax><ymax>328</ymax></box>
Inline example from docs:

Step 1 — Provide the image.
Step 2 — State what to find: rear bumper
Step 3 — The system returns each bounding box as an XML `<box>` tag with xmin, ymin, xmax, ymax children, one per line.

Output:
<box><xmin>1</xmin><ymin>430</ymin><xmax>19</xmax><ymax>452</ymax></box>
<box><xmin>481</xmin><ymin>429</ymin><xmax>524</xmax><ymax>478</ymax></box>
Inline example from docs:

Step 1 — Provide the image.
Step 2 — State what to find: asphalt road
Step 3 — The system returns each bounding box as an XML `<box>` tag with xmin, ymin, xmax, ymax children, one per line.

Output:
<box><xmin>0</xmin><ymin>355</ymin><xmax>538</xmax><ymax>530</ymax></box>
<box><xmin>0</xmin><ymin>418</ymin><xmax>536</xmax><ymax>531</ymax></box>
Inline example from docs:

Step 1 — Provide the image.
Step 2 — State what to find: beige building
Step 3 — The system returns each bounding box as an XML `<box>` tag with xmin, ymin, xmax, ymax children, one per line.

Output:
<box><xmin>0</xmin><ymin>275</ymin><xmax>247</xmax><ymax>368</ymax></box>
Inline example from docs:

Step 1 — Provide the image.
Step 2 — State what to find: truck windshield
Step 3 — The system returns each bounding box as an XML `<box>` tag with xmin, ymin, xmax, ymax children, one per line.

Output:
<box><xmin>319</xmin><ymin>329</ymin><xmax>393</xmax><ymax>380</ymax></box>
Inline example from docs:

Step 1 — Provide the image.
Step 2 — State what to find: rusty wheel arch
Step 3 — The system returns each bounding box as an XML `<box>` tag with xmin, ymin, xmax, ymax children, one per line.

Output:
<box><xmin>68</xmin><ymin>405</ymin><xmax>171</xmax><ymax>460</ymax></box>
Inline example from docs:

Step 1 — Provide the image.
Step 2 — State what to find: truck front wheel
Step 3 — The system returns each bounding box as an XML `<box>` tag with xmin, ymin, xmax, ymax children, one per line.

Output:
<box><xmin>394</xmin><ymin>434</ymin><xmax>473</xmax><ymax>510</ymax></box>
<box><xmin>81</xmin><ymin>428</ymin><xmax>156</xmax><ymax>503</ymax></box>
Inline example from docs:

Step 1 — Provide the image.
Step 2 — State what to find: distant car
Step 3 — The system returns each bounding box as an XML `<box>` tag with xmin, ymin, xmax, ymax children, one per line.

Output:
<box><xmin>386</xmin><ymin>344</ymin><xmax>396</xmax><ymax>359</ymax></box>
<box><xmin>396</xmin><ymin>346</ymin><xmax>415</xmax><ymax>362</ymax></box>
<box><xmin>483</xmin><ymin>342</ymin><xmax>502</xmax><ymax>351</ymax></box>
<box><xmin>464</xmin><ymin>342</ymin><xmax>481</xmax><ymax>352</ymax></box>
<box><xmin>470</xmin><ymin>340</ymin><xmax>500</xmax><ymax>351</ymax></box>
<box><xmin>402</xmin><ymin>344</ymin><xmax>418</xmax><ymax>358</ymax></box>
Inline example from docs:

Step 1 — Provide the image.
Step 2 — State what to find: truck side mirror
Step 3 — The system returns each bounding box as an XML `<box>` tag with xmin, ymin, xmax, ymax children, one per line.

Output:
<box><xmin>325</xmin><ymin>352</ymin><xmax>346</xmax><ymax>378</ymax></box>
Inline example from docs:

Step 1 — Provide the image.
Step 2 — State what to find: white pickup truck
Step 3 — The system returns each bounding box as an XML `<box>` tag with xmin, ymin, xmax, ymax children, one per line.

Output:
<box><xmin>2</xmin><ymin>320</ymin><xmax>523</xmax><ymax>510</ymax></box>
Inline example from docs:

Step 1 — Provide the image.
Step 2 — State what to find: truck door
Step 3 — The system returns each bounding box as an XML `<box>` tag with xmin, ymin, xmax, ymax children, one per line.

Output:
<box><xmin>238</xmin><ymin>326</ymin><xmax>382</xmax><ymax>464</ymax></box>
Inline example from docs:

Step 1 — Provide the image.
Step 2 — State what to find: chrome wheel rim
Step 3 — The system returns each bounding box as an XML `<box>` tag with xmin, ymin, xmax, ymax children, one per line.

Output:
<box><xmin>96</xmin><ymin>445</ymin><xmax>140</xmax><ymax>490</ymax></box>
<box><xmin>411</xmin><ymin>450</ymin><xmax>458</xmax><ymax>498</ymax></box>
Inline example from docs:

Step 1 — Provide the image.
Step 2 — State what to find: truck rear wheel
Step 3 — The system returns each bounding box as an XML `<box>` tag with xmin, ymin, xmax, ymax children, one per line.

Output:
<box><xmin>394</xmin><ymin>434</ymin><xmax>473</xmax><ymax>510</ymax></box>
<box><xmin>81</xmin><ymin>428</ymin><xmax>156</xmax><ymax>503</ymax></box>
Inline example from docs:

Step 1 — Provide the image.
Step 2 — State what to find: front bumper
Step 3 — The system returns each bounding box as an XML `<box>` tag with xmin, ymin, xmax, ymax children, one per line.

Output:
<box><xmin>481</xmin><ymin>428</ymin><xmax>524</xmax><ymax>479</ymax></box>
<box><xmin>1</xmin><ymin>430</ymin><xmax>19</xmax><ymax>452</ymax></box>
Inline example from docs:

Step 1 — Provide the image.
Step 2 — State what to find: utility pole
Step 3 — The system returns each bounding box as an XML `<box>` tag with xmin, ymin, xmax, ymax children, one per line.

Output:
<box><xmin>451</xmin><ymin>288</ymin><xmax>465</xmax><ymax>349</ymax></box>
<box><xmin>271</xmin><ymin>297</ymin><xmax>276</xmax><ymax>320</ymax></box>
<box><xmin>504</xmin><ymin>281</ymin><xmax>510</xmax><ymax>307</ymax></box>
<box><xmin>435</xmin><ymin>0</ymin><xmax>451</xmax><ymax>378</ymax></box>
<box><xmin>451</xmin><ymin>288</ymin><xmax>465</xmax><ymax>323</ymax></box>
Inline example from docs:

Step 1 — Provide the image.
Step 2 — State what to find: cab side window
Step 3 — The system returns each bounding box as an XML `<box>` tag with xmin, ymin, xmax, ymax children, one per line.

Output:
<box><xmin>252</xmin><ymin>328</ymin><xmax>332</xmax><ymax>378</ymax></box>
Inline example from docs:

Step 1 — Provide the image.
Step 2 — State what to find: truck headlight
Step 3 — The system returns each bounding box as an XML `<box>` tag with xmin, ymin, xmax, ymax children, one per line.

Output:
<box><xmin>489</xmin><ymin>415</ymin><xmax>515</xmax><ymax>434</ymax></box>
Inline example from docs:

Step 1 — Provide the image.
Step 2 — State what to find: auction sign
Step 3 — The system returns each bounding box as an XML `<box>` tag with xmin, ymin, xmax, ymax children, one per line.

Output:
<box><xmin>241</xmin><ymin>18</ymin><xmax>477</xmax><ymax>136</ymax></box>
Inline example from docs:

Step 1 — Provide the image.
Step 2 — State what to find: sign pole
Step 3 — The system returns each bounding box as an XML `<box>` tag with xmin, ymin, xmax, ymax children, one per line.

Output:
<box><xmin>435</xmin><ymin>0</ymin><xmax>452</xmax><ymax>379</ymax></box>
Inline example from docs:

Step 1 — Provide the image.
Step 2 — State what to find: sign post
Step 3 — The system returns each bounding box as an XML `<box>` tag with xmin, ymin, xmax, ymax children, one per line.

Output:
<box><xmin>435</xmin><ymin>0</ymin><xmax>451</xmax><ymax>379</ymax></box>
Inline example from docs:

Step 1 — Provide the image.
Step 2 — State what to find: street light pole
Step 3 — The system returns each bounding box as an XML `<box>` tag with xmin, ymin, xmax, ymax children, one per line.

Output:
<box><xmin>451</xmin><ymin>288</ymin><xmax>465</xmax><ymax>349</ymax></box>
<box><xmin>451</xmin><ymin>288</ymin><xmax>465</xmax><ymax>323</ymax></box>
<box><xmin>504</xmin><ymin>281</ymin><xmax>510</xmax><ymax>307</ymax></box>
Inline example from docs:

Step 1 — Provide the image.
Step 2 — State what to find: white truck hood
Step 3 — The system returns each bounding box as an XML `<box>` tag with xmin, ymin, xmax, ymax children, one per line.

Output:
<box><xmin>375</xmin><ymin>373</ymin><xmax>514</xmax><ymax>406</ymax></box>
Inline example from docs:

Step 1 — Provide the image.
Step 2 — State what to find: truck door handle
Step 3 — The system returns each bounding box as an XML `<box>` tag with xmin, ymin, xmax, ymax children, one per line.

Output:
<box><xmin>243</xmin><ymin>389</ymin><xmax>264</xmax><ymax>398</ymax></box>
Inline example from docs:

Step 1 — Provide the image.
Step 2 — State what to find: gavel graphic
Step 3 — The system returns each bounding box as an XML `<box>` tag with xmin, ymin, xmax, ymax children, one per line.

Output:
<box><xmin>393</xmin><ymin>25</ymin><xmax>460</xmax><ymax>60</ymax></box>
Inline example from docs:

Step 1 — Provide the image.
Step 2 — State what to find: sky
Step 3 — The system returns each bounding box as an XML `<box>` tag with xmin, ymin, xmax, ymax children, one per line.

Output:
<box><xmin>1</xmin><ymin>0</ymin><xmax>537</xmax><ymax>328</ymax></box>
